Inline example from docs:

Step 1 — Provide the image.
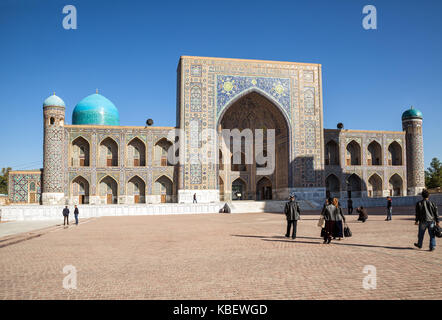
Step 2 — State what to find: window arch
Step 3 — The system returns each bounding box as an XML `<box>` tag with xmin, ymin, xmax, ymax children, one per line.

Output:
<box><xmin>155</xmin><ymin>138</ymin><xmax>173</xmax><ymax>166</ymax></box>
<box><xmin>127</xmin><ymin>137</ymin><xmax>146</xmax><ymax>167</ymax></box>
<box><xmin>71</xmin><ymin>136</ymin><xmax>90</xmax><ymax>167</ymax></box>
<box><xmin>388</xmin><ymin>141</ymin><xmax>403</xmax><ymax>166</ymax></box>
<box><xmin>367</xmin><ymin>141</ymin><xmax>382</xmax><ymax>166</ymax></box>
<box><xmin>99</xmin><ymin>137</ymin><xmax>118</xmax><ymax>167</ymax></box>
<box><xmin>346</xmin><ymin>140</ymin><xmax>361</xmax><ymax>166</ymax></box>
<box><xmin>325</xmin><ymin>140</ymin><xmax>339</xmax><ymax>166</ymax></box>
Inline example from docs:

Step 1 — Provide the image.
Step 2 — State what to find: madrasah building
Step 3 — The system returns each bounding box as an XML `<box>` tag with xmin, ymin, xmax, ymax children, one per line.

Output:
<box><xmin>7</xmin><ymin>56</ymin><xmax>425</xmax><ymax>206</ymax></box>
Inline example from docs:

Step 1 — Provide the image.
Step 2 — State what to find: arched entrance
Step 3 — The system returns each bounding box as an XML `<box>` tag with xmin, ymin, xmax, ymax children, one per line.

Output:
<box><xmin>325</xmin><ymin>174</ymin><xmax>340</xmax><ymax>198</ymax></box>
<box><xmin>368</xmin><ymin>174</ymin><xmax>383</xmax><ymax>197</ymax></box>
<box><xmin>347</xmin><ymin>173</ymin><xmax>362</xmax><ymax>198</ymax></box>
<box><xmin>389</xmin><ymin>174</ymin><xmax>403</xmax><ymax>196</ymax></box>
<box><xmin>100</xmin><ymin>176</ymin><xmax>118</xmax><ymax>204</ymax></box>
<box><xmin>218</xmin><ymin>91</ymin><xmax>290</xmax><ymax>200</ymax></box>
<box><xmin>232</xmin><ymin>178</ymin><xmax>246</xmax><ymax>200</ymax></box>
<box><xmin>155</xmin><ymin>175</ymin><xmax>173</xmax><ymax>203</ymax></box>
<box><xmin>256</xmin><ymin>177</ymin><xmax>272</xmax><ymax>200</ymax></box>
<box><xmin>72</xmin><ymin>176</ymin><xmax>90</xmax><ymax>204</ymax></box>
<box><xmin>127</xmin><ymin>175</ymin><xmax>146</xmax><ymax>203</ymax></box>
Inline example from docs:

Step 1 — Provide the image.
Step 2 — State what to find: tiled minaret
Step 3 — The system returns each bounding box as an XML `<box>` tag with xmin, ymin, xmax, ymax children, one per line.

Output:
<box><xmin>42</xmin><ymin>94</ymin><xmax>66</xmax><ymax>205</ymax></box>
<box><xmin>402</xmin><ymin>106</ymin><xmax>425</xmax><ymax>195</ymax></box>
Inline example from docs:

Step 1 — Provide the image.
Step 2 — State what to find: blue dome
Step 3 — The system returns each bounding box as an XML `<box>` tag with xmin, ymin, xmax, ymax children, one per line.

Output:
<box><xmin>402</xmin><ymin>106</ymin><xmax>423</xmax><ymax>120</ymax></box>
<box><xmin>72</xmin><ymin>93</ymin><xmax>119</xmax><ymax>126</ymax></box>
<box><xmin>43</xmin><ymin>94</ymin><xmax>65</xmax><ymax>107</ymax></box>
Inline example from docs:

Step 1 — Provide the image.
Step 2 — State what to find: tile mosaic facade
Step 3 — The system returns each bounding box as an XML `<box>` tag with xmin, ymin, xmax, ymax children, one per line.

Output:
<box><xmin>6</xmin><ymin>56</ymin><xmax>425</xmax><ymax>205</ymax></box>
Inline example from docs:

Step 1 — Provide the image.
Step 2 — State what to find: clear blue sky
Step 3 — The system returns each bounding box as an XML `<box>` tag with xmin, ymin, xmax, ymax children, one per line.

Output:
<box><xmin>0</xmin><ymin>0</ymin><xmax>441</xmax><ymax>170</ymax></box>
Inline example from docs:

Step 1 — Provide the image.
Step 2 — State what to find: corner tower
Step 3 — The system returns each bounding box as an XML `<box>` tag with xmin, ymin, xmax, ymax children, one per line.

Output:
<box><xmin>402</xmin><ymin>106</ymin><xmax>425</xmax><ymax>195</ymax></box>
<box><xmin>42</xmin><ymin>94</ymin><xmax>66</xmax><ymax>205</ymax></box>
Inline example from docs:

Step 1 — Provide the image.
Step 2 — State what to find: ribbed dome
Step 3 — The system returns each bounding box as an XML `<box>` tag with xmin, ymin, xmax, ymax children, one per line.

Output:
<box><xmin>402</xmin><ymin>106</ymin><xmax>423</xmax><ymax>120</ymax></box>
<box><xmin>43</xmin><ymin>94</ymin><xmax>65</xmax><ymax>107</ymax></box>
<box><xmin>72</xmin><ymin>93</ymin><xmax>119</xmax><ymax>126</ymax></box>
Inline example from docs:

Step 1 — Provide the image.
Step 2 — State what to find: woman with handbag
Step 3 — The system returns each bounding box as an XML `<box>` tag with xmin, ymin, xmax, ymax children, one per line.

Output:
<box><xmin>321</xmin><ymin>198</ymin><xmax>337</xmax><ymax>244</ymax></box>
<box><xmin>332</xmin><ymin>198</ymin><xmax>345</xmax><ymax>240</ymax></box>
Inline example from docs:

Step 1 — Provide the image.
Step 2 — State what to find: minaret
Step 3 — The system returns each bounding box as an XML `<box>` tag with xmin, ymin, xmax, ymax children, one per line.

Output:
<box><xmin>402</xmin><ymin>106</ymin><xmax>425</xmax><ymax>195</ymax></box>
<box><xmin>42</xmin><ymin>94</ymin><xmax>66</xmax><ymax>205</ymax></box>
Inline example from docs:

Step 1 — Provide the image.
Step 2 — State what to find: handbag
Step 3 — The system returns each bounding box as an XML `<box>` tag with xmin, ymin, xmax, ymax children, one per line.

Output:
<box><xmin>317</xmin><ymin>216</ymin><xmax>325</xmax><ymax>228</ymax></box>
<box><xmin>344</xmin><ymin>224</ymin><xmax>352</xmax><ymax>237</ymax></box>
<box><xmin>433</xmin><ymin>225</ymin><xmax>442</xmax><ymax>238</ymax></box>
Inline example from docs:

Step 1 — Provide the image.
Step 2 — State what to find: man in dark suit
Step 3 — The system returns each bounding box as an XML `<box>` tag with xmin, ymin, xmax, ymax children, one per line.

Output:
<box><xmin>284</xmin><ymin>195</ymin><xmax>301</xmax><ymax>239</ymax></box>
<box><xmin>62</xmin><ymin>206</ymin><xmax>70</xmax><ymax>227</ymax></box>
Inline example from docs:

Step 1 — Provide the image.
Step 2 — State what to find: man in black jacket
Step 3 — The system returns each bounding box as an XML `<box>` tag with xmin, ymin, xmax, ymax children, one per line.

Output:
<box><xmin>62</xmin><ymin>206</ymin><xmax>70</xmax><ymax>227</ymax></box>
<box><xmin>284</xmin><ymin>195</ymin><xmax>301</xmax><ymax>239</ymax></box>
<box><xmin>414</xmin><ymin>189</ymin><xmax>439</xmax><ymax>251</ymax></box>
<box><xmin>385</xmin><ymin>197</ymin><xmax>392</xmax><ymax>221</ymax></box>
<box><xmin>74</xmin><ymin>205</ymin><xmax>79</xmax><ymax>225</ymax></box>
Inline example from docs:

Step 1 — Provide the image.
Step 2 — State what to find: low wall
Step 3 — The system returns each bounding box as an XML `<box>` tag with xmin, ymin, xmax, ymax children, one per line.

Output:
<box><xmin>0</xmin><ymin>203</ymin><xmax>225</xmax><ymax>221</ymax></box>
<box><xmin>340</xmin><ymin>194</ymin><xmax>442</xmax><ymax>208</ymax></box>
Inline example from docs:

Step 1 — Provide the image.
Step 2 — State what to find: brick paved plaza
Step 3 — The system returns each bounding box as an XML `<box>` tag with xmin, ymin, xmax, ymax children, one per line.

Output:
<box><xmin>0</xmin><ymin>208</ymin><xmax>441</xmax><ymax>300</ymax></box>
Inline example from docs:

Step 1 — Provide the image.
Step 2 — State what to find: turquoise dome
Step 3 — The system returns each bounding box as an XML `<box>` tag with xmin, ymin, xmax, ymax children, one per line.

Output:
<box><xmin>72</xmin><ymin>93</ymin><xmax>119</xmax><ymax>126</ymax></box>
<box><xmin>43</xmin><ymin>94</ymin><xmax>65</xmax><ymax>107</ymax></box>
<box><xmin>402</xmin><ymin>107</ymin><xmax>423</xmax><ymax>120</ymax></box>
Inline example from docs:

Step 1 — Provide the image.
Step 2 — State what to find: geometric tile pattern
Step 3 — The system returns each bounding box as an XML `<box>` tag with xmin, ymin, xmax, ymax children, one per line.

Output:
<box><xmin>8</xmin><ymin>172</ymin><xmax>42</xmax><ymax>203</ymax></box>
<box><xmin>216</xmin><ymin>75</ymin><xmax>291</xmax><ymax>120</ymax></box>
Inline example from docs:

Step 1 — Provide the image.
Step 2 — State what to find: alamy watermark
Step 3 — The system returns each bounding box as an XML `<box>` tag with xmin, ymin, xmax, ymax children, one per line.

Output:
<box><xmin>362</xmin><ymin>5</ymin><xmax>377</xmax><ymax>30</ymax></box>
<box><xmin>362</xmin><ymin>265</ymin><xmax>377</xmax><ymax>290</ymax></box>
<box><xmin>63</xmin><ymin>265</ymin><xmax>77</xmax><ymax>289</ymax></box>
<box><xmin>164</xmin><ymin>123</ymin><xmax>278</xmax><ymax>175</ymax></box>
<box><xmin>62</xmin><ymin>5</ymin><xmax>77</xmax><ymax>30</ymax></box>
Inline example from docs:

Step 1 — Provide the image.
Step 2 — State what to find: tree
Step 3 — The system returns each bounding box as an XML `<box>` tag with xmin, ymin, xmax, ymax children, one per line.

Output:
<box><xmin>425</xmin><ymin>158</ymin><xmax>442</xmax><ymax>189</ymax></box>
<box><xmin>0</xmin><ymin>167</ymin><xmax>11</xmax><ymax>195</ymax></box>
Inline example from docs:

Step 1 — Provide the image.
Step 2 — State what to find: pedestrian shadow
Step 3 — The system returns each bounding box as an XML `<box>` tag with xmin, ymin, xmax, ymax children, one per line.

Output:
<box><xmin>261</xmin><ymin>239</ymin><xmax>321</xmax><ymax>245</ymax></box>
<box><xmin>328</xmin><ymin>242</ymin><xmax>415</xmax><ymax>250</ymax></box>
<box><xmin>231</xmin><ymin>234</ymin><xmax>320</xmax><ymax>241</ymax></box>
<box><xmin>231</xmin><ymin>234</ymin><xmax>416</xmax><ymax>251</ymax></box>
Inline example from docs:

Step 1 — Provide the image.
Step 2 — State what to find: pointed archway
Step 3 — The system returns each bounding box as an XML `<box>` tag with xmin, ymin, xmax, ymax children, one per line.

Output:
<box><xmin>100</xmin><ymin>175</ymin><xmax>118</xmax><ymax>204</ymax></box>
<box><xmin>218</xmin><ymin>91</ymin><xmax>290</xmax><ymax>200</ymax></box>
<box><xmin>256</xmin><ymin>177</ymin><xmax>272</xmax><ymax>200</ymax></box>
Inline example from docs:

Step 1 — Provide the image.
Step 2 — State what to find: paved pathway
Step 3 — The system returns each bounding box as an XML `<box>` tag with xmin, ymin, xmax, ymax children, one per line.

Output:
<box><xmin>0</xmin><ymin>211</ymin><xmax>441</xmax><ymax>299</ymax></box>
<box><xmin>0</xmin><ymin>220</ymin><xmax>60</xmax><ymax>238</ymax></box>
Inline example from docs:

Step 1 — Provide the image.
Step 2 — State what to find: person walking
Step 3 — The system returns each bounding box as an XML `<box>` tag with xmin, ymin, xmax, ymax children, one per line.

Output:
<box><xmin>321</xmin><ymin>198</ymin><xmax>337</xmax><ymax>244</ymax></box>
<box><xmin>284</xmin><ymin>195</ymin><xmax>301</xmax><ymax>239</ymax></box>
<box><xmin>193</xmin><ymin>193</ymin><xmax>197</xmax><ymax>204</ymax></box>
<box><xmin>357</xmin><ymin>206</ymin><xmax>368</xmax><ymax>222</ymax></box>
<box><xmin>74</xmin><ymin>205</ymin><xmax>79</xmax><ymax>225</ymax></box>
<box><xmin>332</xmin><ymin>198</ymin><xmax>346</xmax><ymax>240</ymax></box>
<box><xmin>62</xmin><ymin>206</ymin><xmax>70</xmax><ymax>227</ymax></box>
<box><xmin>414</xmin><ymin>189</ymin><xmax>439</xmax><ymax>252</ymax></box>
<box><xmin>347</xmin><ymin>198</ymin><xmax>353</xmax><ymax>215</ymax></box>
<box><xmin>385</xmin><ymin>197</ymin><xmax>393</xmax><ymax>221</ymax></box>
